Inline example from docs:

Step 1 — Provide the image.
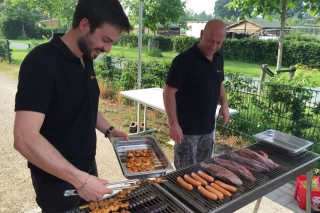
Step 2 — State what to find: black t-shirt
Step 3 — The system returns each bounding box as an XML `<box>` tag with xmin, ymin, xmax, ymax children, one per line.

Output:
<box><xmin>15</xmin><ymin>34</ymin><xmax>100</xmax><ymax>182</ymax></box>
<box><xmin>165</xmin><ymin>42</ymin><xmax>224</xmax><ymax>135</ymax></box>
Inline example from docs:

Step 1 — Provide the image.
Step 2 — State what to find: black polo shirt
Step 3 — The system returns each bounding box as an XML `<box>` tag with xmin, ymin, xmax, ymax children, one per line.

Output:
<box><xmin>15</xmin><ymin>34</ymin><xmax>100</xmax><ymax>182</ymax></box>
<box><xmin>166</xmin><ymin>42</ymin><xmax>224</xmax><ymax>135</ymax></box>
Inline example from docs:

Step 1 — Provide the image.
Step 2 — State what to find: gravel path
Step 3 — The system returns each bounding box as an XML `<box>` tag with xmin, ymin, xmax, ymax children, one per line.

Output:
<box><xmin>0</xmin><ymin>68</ymin><xmax>125</xmax><ymax>212</ymax></box>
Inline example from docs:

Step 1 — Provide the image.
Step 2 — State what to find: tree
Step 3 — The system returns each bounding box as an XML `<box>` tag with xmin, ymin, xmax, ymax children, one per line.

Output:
<box><xmin>122</xmin><ymin>0</ymin><xmax>187</xmax><ymax>40</ymax></box>
<box><xmin>214</xmin><ymin>0</ymin><xmax>241</xmax><ymax>19</ymax></box>
<box><xmin>56</xmin><ymin>0</ymin><xmax>78</xmax><ymax>31</ymax></box>
<box><xmin>14</xmin><ymin>0</ymin><xmax>61</xmax><ymax>37</ymax></box>
<box><xmin>229</xmin><ymin>0</ymin><xmax>320</xmax><ymax>72</ymax></box>
<box><xmin>194</xmin><ymin>11</ymin><xmax>214</xmax><ymax>21</ymax></box>
<box><xmin>0</xmin><ymin>0</ymin><xmax>41</xmax><ymax>39</ymax></box>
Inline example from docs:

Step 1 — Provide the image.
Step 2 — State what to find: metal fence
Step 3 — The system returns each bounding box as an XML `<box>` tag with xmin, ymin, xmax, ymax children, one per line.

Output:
<box><xmin>290</xmin><ymin>26</ymin><xmax>320</xmax><ymax>40</ymax></box>
<box><xmin>216</xmin><ymin>73</ymin><xmax>320</xmax><ymax>154</ymax></box>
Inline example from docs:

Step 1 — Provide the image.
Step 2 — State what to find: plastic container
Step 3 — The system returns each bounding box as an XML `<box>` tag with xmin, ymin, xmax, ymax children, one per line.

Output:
<box><xmin>294</xmin><ymin>175</ymin><xmax>320</xmax><ymax>210</ymax></box>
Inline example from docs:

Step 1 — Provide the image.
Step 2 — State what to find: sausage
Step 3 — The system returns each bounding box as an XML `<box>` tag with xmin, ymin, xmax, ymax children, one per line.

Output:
<box><xmin>198</xmin><ymin>170</ymin><xmax>214</xmax><ymax>182</ymax></box>
<box><xmin>258</xmin><ymin>150</ymin><xmax>268</xmax><ymax>158</ymax></box>
<box><xmin>198</xmin><ymin>186</ymin><xmax>217</xmax><ymax>200</ymax></box>
<box><xmin>215</xmin><ymin>180</ymin><xmax>237</xmax><ymax>193</ymax></box>
<box><xmin>205</xmin><ymin>185</ymin><xmax>224</xmax><ymax>200</ymax></box>
<box><xmin>191</xmin><ymin>172</ymin><xmax>208</xmax><ymax>186</ymax></box>
<box><xmin>210</xmin><ymin>183</ymin><xmax>232</xmax><ymax>197</ymax></box>
<box><xmin>184</xmin><ymin>174</ymin><xmax>201</xmax><ymax>187</ymax></box>
<box><xmin>177</xmin><ymin>176</ymin><xmax>193</xmax><ymax>190</ymax></box>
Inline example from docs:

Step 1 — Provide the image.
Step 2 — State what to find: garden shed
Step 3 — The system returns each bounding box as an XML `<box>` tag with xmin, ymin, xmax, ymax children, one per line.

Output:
<box><xmin>227</xmin><ymin>18</ymin><xmax>291</xmax><ymax>37</ymax></box>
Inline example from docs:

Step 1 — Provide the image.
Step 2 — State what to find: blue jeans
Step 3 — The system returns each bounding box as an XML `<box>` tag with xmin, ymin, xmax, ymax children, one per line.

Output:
<box><xmin>174</xmin><ymin>132</ymin><xmax>214</xmax><ymax>170</ymax></box>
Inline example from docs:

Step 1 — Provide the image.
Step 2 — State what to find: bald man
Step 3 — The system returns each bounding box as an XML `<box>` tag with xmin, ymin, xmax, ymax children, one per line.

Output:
<box><xmin>163</xmin><ymin>19</ymin><xmax>230</xmax><ymax>169</ymax></box>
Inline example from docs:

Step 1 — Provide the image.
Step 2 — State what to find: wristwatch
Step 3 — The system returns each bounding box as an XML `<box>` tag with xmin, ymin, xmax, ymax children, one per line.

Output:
<box><xmin>104</xmin><ymin>126</ymin><xmax>114</xmax><ymax>138</ymax></box>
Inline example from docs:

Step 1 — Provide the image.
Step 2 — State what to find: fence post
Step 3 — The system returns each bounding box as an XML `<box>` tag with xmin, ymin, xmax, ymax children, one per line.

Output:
<box><xmin>258</xmin><ymin>64</ymin><xmax>268</xmax><ymax>95</ymax></box>
<box><xmin>5</xmin><ymin>39</ymin><xmax>11</xmax><ymax>64</ymax></box>
<box><xmin>260</xmin><ymin>64</ymin><xmax>267</xmax><ymax>82</ymax></box>
<box><xmin>288</xmin><ymin>65</ymin><xmax>296</xmax><ymax>80</ymax></box>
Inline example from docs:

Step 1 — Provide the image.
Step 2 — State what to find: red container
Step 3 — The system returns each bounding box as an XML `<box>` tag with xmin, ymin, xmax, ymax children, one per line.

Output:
<box><xmin>294</xmin><ymin>175</ymin><xmax>320</xmax><ymax>210</ymax></box>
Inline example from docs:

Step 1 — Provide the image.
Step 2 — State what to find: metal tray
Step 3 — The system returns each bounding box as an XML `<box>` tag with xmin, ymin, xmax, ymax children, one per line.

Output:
<box><xmin>110</xmin><ymin>135</ymin><xmax>174</xmax><ymax>179</ymax></box>
<box><xmin>253</xmin><ymin>129</ymin><xmax>313</xmax><ymax>157</ymax></box>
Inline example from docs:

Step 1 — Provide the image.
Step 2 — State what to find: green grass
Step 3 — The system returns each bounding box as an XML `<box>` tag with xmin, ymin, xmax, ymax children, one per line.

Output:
<box><xmin>9</xmin><ymin>39</ymin><xmax>44</xmax><ymax>44</ymax></box>
<box><xmin>10</xmin><ymin>48</ymin><xmax>29</xmax><ymax>66</ymax></box>
<box><xmin>7</xmin><ymin>43</ymin><xmax>320</xmax><ymax>86</ymax></box>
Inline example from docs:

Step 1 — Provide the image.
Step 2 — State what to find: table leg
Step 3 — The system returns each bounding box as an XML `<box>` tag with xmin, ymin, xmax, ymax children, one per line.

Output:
<box><xmin>252</xmin><ymin>197</ymin><xmax>262</xmax><ymax>213</ymax></box>
<box><xmin>137</xmin><ymin>103</ymin><xmax>141</xmax><ymax>134</ymax></box>
<box><xmin>143</xmin><ymin>105</ymin><xmax>147</xmax><ymax>132</ymax></box>
<box><xmin>306</xmin><ymin>170</ymin><xmax>312</xmax><ymax>213</ymax></box>
<box><xmin>130</xmin><ymin>103</ymin><xmax>157</xmax><ymax>135</ymax></box>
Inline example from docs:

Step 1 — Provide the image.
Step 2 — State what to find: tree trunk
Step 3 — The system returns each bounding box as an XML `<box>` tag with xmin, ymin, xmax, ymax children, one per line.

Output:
<box><xmin>276</xmin><ymin>0</ymin><xmax>287</xmax><ymax>72</ymax></box>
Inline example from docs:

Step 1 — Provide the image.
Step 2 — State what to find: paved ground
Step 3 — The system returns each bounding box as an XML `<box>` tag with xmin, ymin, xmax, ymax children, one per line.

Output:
<box><xmin>235</xmin><ymin>182</ymin><xmax>305</xmax><ymax>213</ymax></box>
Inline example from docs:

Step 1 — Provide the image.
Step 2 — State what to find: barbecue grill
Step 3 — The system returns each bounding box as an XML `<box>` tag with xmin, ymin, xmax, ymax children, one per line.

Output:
<box><xmin>66</xmin><ymin>143</ymin><xmax>320</xmax><ymax>213</ymax></box>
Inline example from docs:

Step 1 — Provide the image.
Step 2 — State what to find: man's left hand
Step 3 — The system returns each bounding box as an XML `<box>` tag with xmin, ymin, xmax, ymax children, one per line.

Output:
<box><xmin>109</xmin><ymin>128</ymin><xmax>129</xmax><ymax>141</ymax></box>
<box><xmin>217</xmin><ymin>105</ymin><xmax>230</xmax><ymax>126</ymax></box>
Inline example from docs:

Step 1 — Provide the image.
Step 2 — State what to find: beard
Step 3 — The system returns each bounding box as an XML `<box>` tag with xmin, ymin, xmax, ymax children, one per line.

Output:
<box><xmin>77</xmin><ymin>32</ymin><xmax>94</xmax><ymax>59</ymax></box>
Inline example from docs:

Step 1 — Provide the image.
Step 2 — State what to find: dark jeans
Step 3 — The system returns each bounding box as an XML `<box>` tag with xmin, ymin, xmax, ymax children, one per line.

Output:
<box><xmin>31</xmin><ymin>160</ymin><xmax>98</xmax><ymax>213</ymax></box>
<box><xmin>174</xmin><ymin>132</ymin><xmax>214</xmax><ymax>170</ymax></box>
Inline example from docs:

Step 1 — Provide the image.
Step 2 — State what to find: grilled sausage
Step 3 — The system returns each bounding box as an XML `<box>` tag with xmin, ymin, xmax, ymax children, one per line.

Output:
<box><xmin>210</xmin><ymin>183</ymin><xmax>232</xmax><ymax>197</ymax></box>
<box><xmin>215</xmin><ymin>180</ymin><xmax>237</xmax><ymax>193</ymax></box>
<box><xmin>198</xmin><ymin>170</ymin><xmax>214</xmax><ymax>182</ymax></box>
<box><xmin>198</xmin><ymin>186</ymin><xmax>217</xmax><ymax>200</ymax></box>
<box><xmin>191</xmin><ymin>172</ymin><xmax>208</xmax><ymax>186</ymax></box>
<box><xmin>258</xmin><ymin>150</ymin><xmax>268</xmax><ymax>158</ymax></box>
<box><xmin>177</xmin><ymin>176</ymin><xmax>193</xmax><ymax>190</ymax></box>
<box><xmin>205</xmin><ymin>185</ymin><xmax>224</xmax><ymax>200</ymax></box>
<box><xmin>184</xmin><ymin>174</ymin><xmax>201</xmax><ymax>186</ymax></box>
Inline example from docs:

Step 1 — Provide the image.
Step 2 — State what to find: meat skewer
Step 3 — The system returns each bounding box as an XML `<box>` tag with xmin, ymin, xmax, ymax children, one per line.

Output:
<box><xmin>200</xmin><ymin>162</ymin><xmax>243</xmax><ymax>186</ymax></box>
<box><xmin>226</xmin><ymin>151</ymin><xmax>270</xmax><ymax>172</ymax></box>
<box><xmin>237</xmin><ymin>148</ymin><xmax>279</xmax><ymax>169</ymax></box>
<box><xmin>214</xmin><ymin>157</ymin><xmax>256</xmax><ymax>181</ymax></box>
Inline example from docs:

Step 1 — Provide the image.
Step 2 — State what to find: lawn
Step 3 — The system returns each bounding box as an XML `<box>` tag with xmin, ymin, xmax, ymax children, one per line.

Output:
<box><xmin>8</xmin><ymin>40</ymin><xmax>320</xmax><ymax>86</ymax></box>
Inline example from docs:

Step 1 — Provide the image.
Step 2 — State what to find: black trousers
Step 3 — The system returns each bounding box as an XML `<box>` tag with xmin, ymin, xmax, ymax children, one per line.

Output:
<box><xmin>31</xmin><ymin>160</ymin><xmax>98</xmax><ymax>213</ymax></box>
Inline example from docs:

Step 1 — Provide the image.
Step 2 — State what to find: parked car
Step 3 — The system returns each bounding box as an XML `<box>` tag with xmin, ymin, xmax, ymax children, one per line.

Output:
<box><xmin>259</xmin><ymin>34</ymin><xmax>279</xmax><ymax>40</ymax></box>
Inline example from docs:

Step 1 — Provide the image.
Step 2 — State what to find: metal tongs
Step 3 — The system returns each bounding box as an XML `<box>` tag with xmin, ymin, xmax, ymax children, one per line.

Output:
<box><xmin>64</xmin><ymin>178</ymin><xmax>141</xmax><ymax>196</ymax></box>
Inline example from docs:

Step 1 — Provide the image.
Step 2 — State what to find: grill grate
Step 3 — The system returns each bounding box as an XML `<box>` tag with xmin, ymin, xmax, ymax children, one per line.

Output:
<box><xmin>161</xmin><ymin>143</ymin><xmax>320</xmax><ymax>212</ymax></box>
<box><xmin>64</xmin><ymin>184</ymin><xmax>194</xmax><ymax>213</ymax></box>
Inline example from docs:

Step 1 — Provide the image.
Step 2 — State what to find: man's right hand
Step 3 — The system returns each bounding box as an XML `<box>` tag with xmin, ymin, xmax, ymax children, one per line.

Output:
<box><xmin>76</xmin><ymin>175</ymin><xmax>112</xmax><ymax>201</ymax></box>
<box><xmin>169</xmin><ymin>123</ymin><xmax>183</xmax><ymax>144</ymax></box>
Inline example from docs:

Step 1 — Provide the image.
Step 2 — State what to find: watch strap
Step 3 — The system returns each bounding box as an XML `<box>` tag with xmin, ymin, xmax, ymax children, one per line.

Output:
<box><xmin>105</xmin><ymin>126</ymin><xmax>114</xmax><ymax>138</ymax></box>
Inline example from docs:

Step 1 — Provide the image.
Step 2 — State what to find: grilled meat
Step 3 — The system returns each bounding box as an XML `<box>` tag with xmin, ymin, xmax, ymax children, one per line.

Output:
<box><xmin>227</xmin><ymin>151</ymin><xmax>270</xmax><ymax>172</ymax></box>
<box><xmin>200</xmin><ymin>162</ymin><xmax>243</xmax><ymax>186</ymax></box>
<box><xmin>214</xmin><ymin>157</ymin><xmax>256</xmax><ymax>181</ymax></box>
<box><xmin>237</xmin><ymin>149</ymin><xmax>279</xmax><ymax>169</ymax></box>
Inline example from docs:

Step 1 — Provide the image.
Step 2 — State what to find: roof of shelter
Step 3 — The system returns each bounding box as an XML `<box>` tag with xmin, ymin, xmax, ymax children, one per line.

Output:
<box><xmin>227</xmin><ymin>18</ymin><xmax>290</xmax><ymax>29</ymax></box>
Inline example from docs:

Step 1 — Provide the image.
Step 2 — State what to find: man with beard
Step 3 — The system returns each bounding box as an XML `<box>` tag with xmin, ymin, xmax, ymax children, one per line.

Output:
<box><xmin>13</xmin><ymin>0</ymin><xmax>132</xmax><ymax>212</ymax></box>
<box><xmin>163</xmin><ymin>19</ymin><xmax>230</xmax><ymax>170</ymax></box>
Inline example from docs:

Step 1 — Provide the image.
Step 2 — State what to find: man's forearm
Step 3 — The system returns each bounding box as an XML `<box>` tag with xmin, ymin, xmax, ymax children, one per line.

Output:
<box><xmin>96</xmin><ymin>112</ymin><xmax>112</xmax><ymax>134</ymax></box>
<box><xmin>219</xmin><ymin>84</ymin><xmax>228</xmax><ymax>108</ymax></box>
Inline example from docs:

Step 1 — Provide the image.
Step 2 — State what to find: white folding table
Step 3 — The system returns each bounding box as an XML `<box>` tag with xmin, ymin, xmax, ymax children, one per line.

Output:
<box><xmin>120</xmin><ymin>87</ymin><xmax>239</xmax><ymax>156</ymax></box>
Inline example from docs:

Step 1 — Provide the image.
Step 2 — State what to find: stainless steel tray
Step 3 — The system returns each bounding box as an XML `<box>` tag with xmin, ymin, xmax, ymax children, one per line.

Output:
<box><xmin>110</xmin><ymin>135</ymin><xmax>174</xmax><ymax>179</ymax></box>
<box><xmin>253</xmin><ymin>129</ymin><xmax>313</xmax><ymax>156</ymax></box>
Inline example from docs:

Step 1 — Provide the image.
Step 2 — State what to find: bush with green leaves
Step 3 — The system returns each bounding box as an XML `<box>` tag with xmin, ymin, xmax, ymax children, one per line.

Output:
<box><xmin>223</xmin><ymin>66</ymin><xmax>320</xmax><ymax>152</ymax></box>
<box><xmin>171</xmin><ymin>35</ymin><xmax>199</xmax><ymax>53</ymax></box>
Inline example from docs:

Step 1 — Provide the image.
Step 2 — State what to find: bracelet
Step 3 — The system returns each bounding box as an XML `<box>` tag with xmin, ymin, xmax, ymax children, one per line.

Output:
<box><xmin>77</xmin><ymin>174</ymin><xmax>91</xmax><ymax>189</ymax></box>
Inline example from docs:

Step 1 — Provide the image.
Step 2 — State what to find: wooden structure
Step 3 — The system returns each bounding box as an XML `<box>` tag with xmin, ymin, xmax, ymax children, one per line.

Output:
<box><xmin>132</xmin><ymin>24</ymin><xmax>180</xmax><ymax>37</ymax></box>
<box><xmin>227</xmin><ymin>18</ymin><xmax>291</xmax><ymax>37</ymax></box>
<box><xmin>39</xmin><ymin>19</ymin><xmax>59</xmax><ymax>27</ymax></box>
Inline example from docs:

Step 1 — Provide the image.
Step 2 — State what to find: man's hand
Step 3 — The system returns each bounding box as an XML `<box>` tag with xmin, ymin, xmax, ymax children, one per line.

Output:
<box><xmin>76</xmin><ymin>175</ymin><xmax>112</xmax><ymax>201</ymax></box>
<box><xmin>217</xmin><ymin>105</ymin><xmax>230</xmax><ymax>126</ymax></box>
<box><xmin>109</xmin><ymin>128</ymin><xmax>129</xmax><ymax>141</ymax></box>
<box><xmin>169</xmin><ymin>123</ymin><xmax>183</xmax><ymax>144</ymax></box>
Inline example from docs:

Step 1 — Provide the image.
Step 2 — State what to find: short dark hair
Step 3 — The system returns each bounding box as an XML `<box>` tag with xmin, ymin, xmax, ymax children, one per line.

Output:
<box><xmin>72</xmin><ymin>0</ymin><xmax>132</xmax><ymax>34</ymax></box>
